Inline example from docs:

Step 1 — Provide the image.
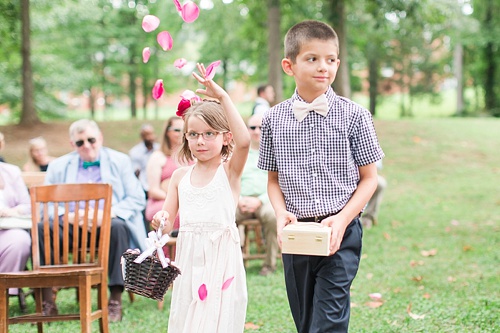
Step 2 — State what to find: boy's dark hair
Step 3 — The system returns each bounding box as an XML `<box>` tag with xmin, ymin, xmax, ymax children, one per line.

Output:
<box><xmin>284</xmin><ymin>20</ymin><xmax>339</xmax><ymax>63</ymax></box>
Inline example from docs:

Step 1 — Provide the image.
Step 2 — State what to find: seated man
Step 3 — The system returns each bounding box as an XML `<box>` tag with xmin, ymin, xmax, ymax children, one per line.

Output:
<box><xmin>39</xmin><ymin>119</ymin><xmax>146</xmax><ymax>322</ymax></box>
<box><xmin>129</xmin><ymin>124</ymin><xmax>159</xmax><ymax>193</ymax></box>
<box><xmin>361</xmin><ymin>160</ymin><xmax>387</xmax><ymax>228</ymax></box>
<box><xmin>236</xmin><ymin>114</ymin><xmax>278</xmax><ymax>276</ymax></box>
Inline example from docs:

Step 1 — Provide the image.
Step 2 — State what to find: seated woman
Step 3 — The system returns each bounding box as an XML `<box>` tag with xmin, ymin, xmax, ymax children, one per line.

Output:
<box><xmin>0</xmin><ymin>162</ymin><xmax>31</xmax><ymax>295</ymax></box>
<box><xmin>145</xmin><ymin>116</ymin><xmax>185</xmax><ymax>231</ymax></box>
<box><xmin>22</xmin><ymin>136</ymin><xmax>56</xmax><ymax>172</ymax></box>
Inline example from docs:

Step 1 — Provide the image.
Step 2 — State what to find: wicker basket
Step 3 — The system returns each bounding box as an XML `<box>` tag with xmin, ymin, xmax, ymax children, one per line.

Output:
<box><xmin>122</xmin><ymin>251</ymin><xmax>181</xmax><ymax>301</ymax></box>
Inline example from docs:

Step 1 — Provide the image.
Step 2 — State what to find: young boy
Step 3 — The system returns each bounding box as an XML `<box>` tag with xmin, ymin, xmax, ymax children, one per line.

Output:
<box><xmin>258</xmin><ymin>20</ymin><xmax>384</xmax><ymax>332</ymax></box>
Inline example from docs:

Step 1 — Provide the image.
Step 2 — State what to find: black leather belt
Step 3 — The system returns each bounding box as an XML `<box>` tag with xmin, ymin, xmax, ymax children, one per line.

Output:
<box><xmin>297</xmin><ymin>212</ymin><xmax>361</xmax><ymax>223</ymax></box>
<box><xmin>297</xmin><ymin>214</ymin><xmax>336</xmax><ymax>223</ymax></box>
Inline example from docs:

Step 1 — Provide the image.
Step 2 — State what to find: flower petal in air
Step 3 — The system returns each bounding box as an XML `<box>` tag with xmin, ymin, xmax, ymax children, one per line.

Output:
<box><xmin>198</xmin><ymin>284</ymin><xmax>207</xmax><ymax>301</ymax></box>
<box><xmin>142</xmin><ymin>15</ymin><xmax>160</xmax><ymax>33</ymax></box>
<box><xmin>157</xmin><ymin>31</ymin><xmax>174</xmax><ymax>51</ymax></box>
<box><xmin>181</xmin><ymin>1</ymin><xmax>200</xmax><ymax>23</ymax></box>
<box><xmin>152</xmin><ymin>79</ymin><xmax>164</xmax><ymax>100</ymax></box>
<box><xmin>180</xmin><ymin>89</ymin><xmax>201</xmax><ymax>102</ymax></box>
<box><xmin>205</xmin><ymin>60</ymin><xmax>221</xmax><ymax>80</ymax></box>
<box><xmin>222</xmin><ymin>276</ymin><xmax>234</xmax><ymax>291</ymax></box>
<box><xmin>174</xmin><ymin>58</ymin><xmax>187</xmax><ymax>69</ymax></box>
<box><xmin>142</xmin><ymin>47</ymin><xmax>151</xmax><ymax>63</ymax></box>
<box><xmin>172</xmin><ymin>0</ymin><xmax>182</xmax><ymax>12</ymax></box>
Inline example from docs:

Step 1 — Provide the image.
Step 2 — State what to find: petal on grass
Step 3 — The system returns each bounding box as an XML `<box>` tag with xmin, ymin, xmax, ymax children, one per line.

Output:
<box><xmin>157</xmin><ymin>31</ymin><xmax>173</xmax><ymax>51</ymax></box>
<box><xmin>173</xmin><ymin>0</ymin><xmax>182</xmax><ymax>12</ymax></box>
<box><xmin>142</xmin><ymin>47</ymin><xmax>151</xmax><ymax>63</ymax></box>
<box><xmin>152</xmin><ymin>79</ymin><xmax>164</xmax><ymax>100</ymax></box>
<box><xmin>181</xmin><ymin>1</ymin><xmax>200</xmax><ymax>23</ymax></box>
<box><xmin>221</xmin><ymin>276</ymin><xmax>234</xmax><ymax>291</ymax></box>
<box><xmin>142</xmin><ymin>15</ymin><xmax>160</xmax><ymax>33</ymax></box>
<box><xmin>174</xmin><ymin>58</ymin><xmax>187</xmax><ymax>69</ymax></box>
<box><xmin>198</xmin><ymin>284</ymin><xmax>207</xmax><ymax>301</ymax></box>
<box><xmin>205</xmin><ymin>60</ymin><xmax>221</xmax><ymax>80</ymax></box>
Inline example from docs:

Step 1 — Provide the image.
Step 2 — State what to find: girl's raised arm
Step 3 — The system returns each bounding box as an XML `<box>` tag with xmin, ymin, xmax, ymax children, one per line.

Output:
<box><xmin>192</xmin><ymin>63</ymin><xmax>250</xmax><ymax>179</ymax></box>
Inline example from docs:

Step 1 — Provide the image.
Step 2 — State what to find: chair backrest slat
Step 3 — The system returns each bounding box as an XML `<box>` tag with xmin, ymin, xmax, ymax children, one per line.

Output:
<box><xmin>31</xmin><ymin>184</ymin><xmax>113</xmax><ymax>272</ymax></box>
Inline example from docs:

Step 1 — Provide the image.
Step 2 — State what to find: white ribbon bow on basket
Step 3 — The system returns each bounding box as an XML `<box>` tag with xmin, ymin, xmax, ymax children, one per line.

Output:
<box><xmin>133</xmin><ymin>218</ymin><xmax>171</xmax><ymax>268</ymax></box>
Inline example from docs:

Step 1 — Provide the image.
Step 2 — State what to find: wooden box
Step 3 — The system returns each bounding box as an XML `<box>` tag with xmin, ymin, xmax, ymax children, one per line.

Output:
<box><xmin>282</xmin><ymin>222</ymin><xmax>331</xmax><ymax>256</ymax></box>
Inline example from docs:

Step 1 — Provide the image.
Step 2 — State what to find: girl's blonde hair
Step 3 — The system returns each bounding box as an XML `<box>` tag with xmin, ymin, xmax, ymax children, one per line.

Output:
<box><xmin>178</xmin><ymin>100</ymin><xmax>234</xmax><ymax>163</ymax></box>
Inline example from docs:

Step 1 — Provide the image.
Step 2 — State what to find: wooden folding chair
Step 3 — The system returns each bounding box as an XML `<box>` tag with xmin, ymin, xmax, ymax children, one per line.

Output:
<box><xmin>0</xmin><ymin>183</ymin><xmax>113</xmax><ymax>333</ymax></box>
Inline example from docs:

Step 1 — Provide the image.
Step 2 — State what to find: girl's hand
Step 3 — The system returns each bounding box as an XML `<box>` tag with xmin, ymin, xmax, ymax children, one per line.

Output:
<box><xmin>151</xmin><ymin>210</ymin><xmax>169</xmax><ymax>231</ymax></box>
<box><xmin>192</xmin><ymin>63</ymin><xmax>227</xmax><ymax>100</ymax></box>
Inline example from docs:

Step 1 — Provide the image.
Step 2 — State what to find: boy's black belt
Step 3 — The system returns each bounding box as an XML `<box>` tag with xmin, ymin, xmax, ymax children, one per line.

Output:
<box><xmin>297</xmin><ymin>212</ymin><xmax>361</xmax><ymax>223</ymax></box>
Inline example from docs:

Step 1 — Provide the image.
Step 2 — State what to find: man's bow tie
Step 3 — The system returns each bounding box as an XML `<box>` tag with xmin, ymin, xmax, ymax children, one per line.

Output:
<box><xmin>292</xmin><ymin>94</ymin><xmax>329</xmax><ymax>122</ymax></box>
<box><xmin>83</xmin><ymin>161</ymin><xmax>100</xmax><ymax>169</ymax></box>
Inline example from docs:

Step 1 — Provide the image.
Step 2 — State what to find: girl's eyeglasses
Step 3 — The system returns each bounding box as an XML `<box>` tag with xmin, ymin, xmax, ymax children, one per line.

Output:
<box><xmin>185</xmin><ymin>131</ymin><xmax>226</xmax><ymax>141</ymax></box>
<box><xmin>75</xmin><ymin>137</ymin><xmax>97</xmax><ymax>147</ymax></box>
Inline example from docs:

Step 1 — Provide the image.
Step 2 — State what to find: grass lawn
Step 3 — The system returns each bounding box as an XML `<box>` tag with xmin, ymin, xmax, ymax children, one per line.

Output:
<box><xmin>4</xmin><ymin>117</ymin><xmax>500</xmax><ymax>332</ymax></box>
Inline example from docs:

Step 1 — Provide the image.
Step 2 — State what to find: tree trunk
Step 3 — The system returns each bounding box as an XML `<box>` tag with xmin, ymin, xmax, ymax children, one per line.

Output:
<box><xmin>19</xmin><ymin>0</ymin><xmax>40</xmax><ymax>126</ymax></box>
<box><xmin>267</xmin><ymin>0</ymin><xmax>282</xmax><ymax>104</ymax></box>
<box><xmin>454</xmin><ymin>43</ymin><xmax>464</xmax><ymax>116</ymax></box>
<box><xmin>483</xmin><ymin>0</ymin><xmax>499</xmax><ymax>116</ymax></box>
<box><xmin>128</xmin><ymin>45</ymin><xmax>138</xmax><ymax>119</ymax></box>
<box><xmin>327</xmin><ymin>0</ymin><xmax>351</xmax><ymax>98</ymax></box>
<box><xmin>368</xmin><ymin>47</ymin><xmax>379</xmax><ymax>115</ymax></box>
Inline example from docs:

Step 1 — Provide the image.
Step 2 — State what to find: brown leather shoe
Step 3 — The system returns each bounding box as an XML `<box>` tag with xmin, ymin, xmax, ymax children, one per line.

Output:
<box><xmin>42</xmin><ymin>301</ymin><xmax>58</xmax><ymax>316</ymax></box>
<box><xmin>108</xmin><ymin>300</ymin><xmax>122</xmax><ymax>322</ymax></box>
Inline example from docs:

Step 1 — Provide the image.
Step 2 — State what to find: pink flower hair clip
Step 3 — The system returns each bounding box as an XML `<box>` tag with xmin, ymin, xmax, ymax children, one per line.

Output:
<box><xmin>176</xmin><ymin>90</ymin><xmax>202</xmax><ymax>118</ymax></box>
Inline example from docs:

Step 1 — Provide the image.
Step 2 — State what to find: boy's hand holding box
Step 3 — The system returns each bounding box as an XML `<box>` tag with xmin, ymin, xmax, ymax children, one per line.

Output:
<box><xmin>282</xmin><ymin>222</ymin><xmax>332</xmax><ymax>256</ymax></box>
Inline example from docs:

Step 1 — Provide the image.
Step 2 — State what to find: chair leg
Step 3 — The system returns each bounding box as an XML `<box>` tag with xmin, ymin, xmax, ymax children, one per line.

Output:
<box><xmin>79</xmin><ymin>277</ymin><xmax>92</xmax><ymax>333</ymax></box>
<box><xmin>18</xmin><ymin>288</ymin><xmax>28</xmax><ymax>313</ymax></box>
<box><xmin>0</xmin><ymin>285</ymin><xmax>8</xmax><ymax>333</ymax></box>
<box><xmin>128</xmin><ymin>290</ymin><xmax>135</xmax><ymax>303</ymax></box>
<box><xmin>98</xmin><ymin>283</ymin><xmax>109</xmax><ymax>333</ymax></box>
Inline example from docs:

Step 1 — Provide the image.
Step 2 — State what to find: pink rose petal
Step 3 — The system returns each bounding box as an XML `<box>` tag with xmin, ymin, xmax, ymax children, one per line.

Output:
<box><xmin>181</xmin><ymin>1</ymin><xmax>200</xmax><ymax>23</ymax></box>
<box><xmin>180</xmin><ymin>90</ymin><xmax>201</xmax><ymax>102</ymax></box>
<box><xmin>205</xmin><ymin>60</ymin><xmax>221</xmax><ymax>80</ymax></box>
<box><xmin>142</xmin><ymin>47</ymin><xmax>151</xmax><ymax>63</ymax></box>
<box><xmin>198</xmin><ymin>284</ymin><xmax>207</xmax><ymax>301</ymax></box>
<box><xmin>221</xmin><ymin>276</ymin><xmax>234</xmax><ymax>291</ymax></box>
<box><xmin>173</xmin><ymin>0</ymin><xmax>182</xmax><ymax>12</ymax></box>
<box><xmin>157</xmin><ymin>31</ymin><xmax>174</xmax><ymax>51</ymax></box>
<box><xmin>152</xmin><ymin>79</ymin><xmax>164</xmax><ymax>100</ymax></box>
<box><xmin>142</xmin><ymin>15</ymin><xmax>160</xmax><ymax>33</ymax></box>
<box><xmin>174</xmin><ymin>58</ymin><xmax>187</xmax><ymax>69</ymax></box>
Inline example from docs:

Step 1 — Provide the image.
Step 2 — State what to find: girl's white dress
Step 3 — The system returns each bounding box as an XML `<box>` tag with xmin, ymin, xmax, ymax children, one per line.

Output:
<box><xmin>167</xmin><ymin>164</ymin><xmax>248</xmax><ymax>333</ymax></box>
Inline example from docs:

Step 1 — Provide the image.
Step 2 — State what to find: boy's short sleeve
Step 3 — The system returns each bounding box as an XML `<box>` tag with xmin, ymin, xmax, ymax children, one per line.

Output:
<box><xmin>257</xmin><ymin>114</ymin><xmax>277</xmax><ymax>171</ymax></box>
<box><xmin>351</xmin><ymin>109</ymin><xmax>384</xmax><ymax>166</ymax></box>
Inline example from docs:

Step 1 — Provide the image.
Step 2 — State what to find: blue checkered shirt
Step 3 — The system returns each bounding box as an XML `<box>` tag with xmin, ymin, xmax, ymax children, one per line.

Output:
<box><xmin>257</xmin><ymin>87</ymin><xmax>384</xmax><ymax>219</ymax></box>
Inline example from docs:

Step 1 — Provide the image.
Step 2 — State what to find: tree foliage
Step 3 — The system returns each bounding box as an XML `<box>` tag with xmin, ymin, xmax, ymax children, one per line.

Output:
<box><xmin>1</xmin><ymin>0</ymin><xmax>499</xmax><ymax>123</ymax></box>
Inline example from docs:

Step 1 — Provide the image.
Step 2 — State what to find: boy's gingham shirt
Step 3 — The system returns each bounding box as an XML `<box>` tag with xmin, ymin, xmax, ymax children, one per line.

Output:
<box><xmin>258</xmin><ymin>86</ymin><xmax>384</xmax><ymax>219</ymax></box>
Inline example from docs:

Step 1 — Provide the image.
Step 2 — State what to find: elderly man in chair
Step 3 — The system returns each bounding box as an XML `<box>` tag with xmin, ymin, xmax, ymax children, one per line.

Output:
<box><xmin>39</xmin><ymin>119</ymin><xmax>146</xmax><ymax>322</ymax></box>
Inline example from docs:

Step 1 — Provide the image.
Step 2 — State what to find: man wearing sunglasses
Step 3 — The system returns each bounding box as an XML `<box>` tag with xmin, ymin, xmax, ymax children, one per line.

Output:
<box><xmin>236</xmin><ymin>114</ymin><xmax>278</xmax><ymax>276</ymax></box>
<box><xmin>38</xmin><ymin>119</ymin><xmax>146</xmax><ymax>322</ymax></box>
